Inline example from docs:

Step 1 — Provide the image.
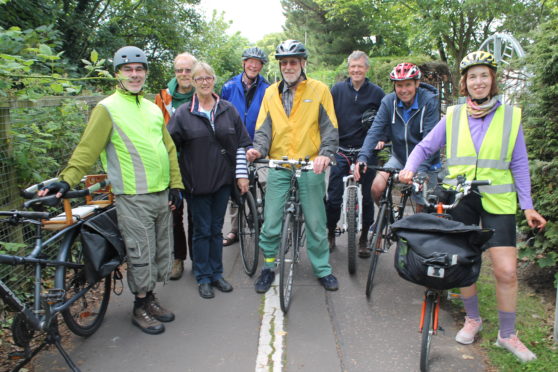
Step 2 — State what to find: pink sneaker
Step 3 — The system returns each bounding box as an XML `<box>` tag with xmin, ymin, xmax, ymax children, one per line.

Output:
<box><xmin>495</xmin><ymin>332</ymin><xmax>537</xmax><ymax>362</ymax></box>
<box><xmin>455</xmin><ymin>316</ymin><xmax>482</xmax><ymax>344</ymax></box>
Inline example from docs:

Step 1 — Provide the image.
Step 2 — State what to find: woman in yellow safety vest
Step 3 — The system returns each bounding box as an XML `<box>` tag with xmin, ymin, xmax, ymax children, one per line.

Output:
<box><xmin>399</xmin><ymin>51</ymin><xmax>546</xmax><ymax>362</ymax></box>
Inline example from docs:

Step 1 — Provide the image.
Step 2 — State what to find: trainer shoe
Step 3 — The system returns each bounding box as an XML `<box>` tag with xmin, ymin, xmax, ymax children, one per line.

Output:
<box><xmin>455</xmin><ymin>316</ymin><xmax>482</xmax><ymax>344</ymax></box>
<box><xmin>132</xmin><ymin>304</ymin><xmax>165</xmax><ymax>335</ymax></box>
<box><xmin>145</xmin><ymin>293</ymin><xmax>175</xmax><ymax>323</ymax></box>
<box><xmin>169</xmin><ymin>259</ymin><xmax>184</xmax><ymax>280</ymax></box>
<box><xmin>358</xmin><ymin>233</ymin><xmax>370</xmax><ymax>258</ymax></box>
<box><xmin>318</xmin><ymin>274</ymin><xmax>339</xmax><ymax>291</ymax></box>
<box><xmin>255</xmin><ymin>268</ymin><xmax>275</xmax><ymax>293</ymax></box>
<box><xmin>495</xmin><ymin>332</ymin><xmax>537</xmax><ymax>362</ymax></box>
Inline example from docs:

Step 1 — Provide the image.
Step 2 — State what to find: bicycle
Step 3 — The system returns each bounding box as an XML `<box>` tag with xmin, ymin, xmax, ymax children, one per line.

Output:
<box><xmin>0</xmin><ymin>175</ymin><xmax>120</xmax><ymax>372</ymax></box>
<box><xmin>365</xmin><ymin>166</ymin><xmax>418</xmax><ymax>298</ymax></box>
<box><xmin>237</xmin><ymin>161</ymin><xmax>267</xmax><ymax>276</ymax></box>
<box><xmin>393</xmin><ymin>176</ymin><xmax>492</xmax><ymax>372</ymax></box>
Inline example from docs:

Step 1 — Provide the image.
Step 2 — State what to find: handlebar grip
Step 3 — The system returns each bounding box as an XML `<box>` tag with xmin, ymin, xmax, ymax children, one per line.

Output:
<box><xmin>0</xmin><ymin>210</ymin><xmax>51</xmax><ymax>220</ymax></box>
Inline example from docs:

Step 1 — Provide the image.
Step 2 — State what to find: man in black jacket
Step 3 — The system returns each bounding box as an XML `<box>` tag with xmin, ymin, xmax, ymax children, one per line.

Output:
<box><xmin>326</xmin><ymin>51</ymin><xmax>385</xmax><ymax>257</ymax></box>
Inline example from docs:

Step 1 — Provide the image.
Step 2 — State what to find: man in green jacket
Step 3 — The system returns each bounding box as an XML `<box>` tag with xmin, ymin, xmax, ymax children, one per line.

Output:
<box><xmin>39</xmin><ymin>46</ymin><xmax>185</xmax><ymax>335</ymax></box>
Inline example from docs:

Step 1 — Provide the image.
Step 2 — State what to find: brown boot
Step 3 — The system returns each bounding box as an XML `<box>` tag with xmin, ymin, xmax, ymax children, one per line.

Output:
<box><xmin>328</xmin><ymin>229</ymin><xmax>336</xmax><ymax>252</ymax></box>
<box><xmin>358</xmin><ymin>225</ymin><xmax>371</xmax><ymax>258</ymax></box>
<box><xmin>145</xmin><ymin>293</ymin><xmax>175</xmax><ymax>322</ymax></box>
<box><xmin>132</xmin><ymin>303</ymin><xmax>165</xmax><ymax>335</ymax></box>
<box><xmin>169</xmin><ymin>259</ymin><xmax>184</xmax><ymax>280</ymax></box>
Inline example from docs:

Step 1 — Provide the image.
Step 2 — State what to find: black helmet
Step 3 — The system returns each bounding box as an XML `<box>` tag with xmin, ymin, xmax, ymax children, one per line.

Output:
<box><xmin>242</xmin><ymin>47</ymin><xmax>268</xmax><ymax>64</ymax></box>
<box><xmin>275</xmin><ymin>40</ymin><xmax>308</xmax><ymax>60</ymax></box>
<box><xmin>113</xmin><ymin>46</ymin><xmax>148</xmax><ymax>71</ymax></box>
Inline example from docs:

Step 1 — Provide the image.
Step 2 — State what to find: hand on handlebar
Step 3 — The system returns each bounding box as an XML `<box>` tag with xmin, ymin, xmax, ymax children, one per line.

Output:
<box><xmin>524</xmin><ymin>209</ymin><xmax>547</xmax><ymax>231</ymax></box>
<box><xmin>354</xmin><ymin>162</ymin><xmax>367</xmax><ymax>182</ymax></box>
<box><xmin>246</xmin><ymin>149</ymin><xmax>261</xmax><ymax>163</ymax></box>
<box><xmin>398</xmin><ymin>169</ymin><xmax>415</xmax><ymax>184</ymax></box>
<box><xmin>37</xmin><ymin>181</ymin><xmax>70</xmax><ymax>198</ymax></box>
<box><xmin>237</xmin><ymin>178</ymin><xmax>249</xmax><ymax>194</ymax></box>
<box><xmin>313</xmin><ymin>155</ymin><xmax>330</xmax><ymax>174</ymax></box>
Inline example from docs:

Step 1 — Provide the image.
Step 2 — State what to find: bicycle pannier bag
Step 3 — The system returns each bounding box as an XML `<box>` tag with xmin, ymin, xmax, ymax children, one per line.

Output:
<box><xmin>81</xmin><ymin>207</ymin><xmax>125</xmax><ymax>284</ymax></box>
<box><xmin>391</xmin><ymin>213</ymin><xmax>493</xmax><ymax>290</ymax></box>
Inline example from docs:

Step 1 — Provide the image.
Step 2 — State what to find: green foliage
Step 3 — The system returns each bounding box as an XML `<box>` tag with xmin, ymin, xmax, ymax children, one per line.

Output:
<box><xmin>0</xmin><ymin>241</ymin><xmax>26</xmax><ymax>254</ymax></box>
<box><xmin>518</xmin><ymin>20</ymin><xmax>558</xmax><ymax>276</ymax></box>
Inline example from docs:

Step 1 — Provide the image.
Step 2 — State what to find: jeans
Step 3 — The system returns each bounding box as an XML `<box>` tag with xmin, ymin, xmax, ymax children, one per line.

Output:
<box><xmin>326</xmin><ymin>152</ymin><xmax>376</xmax><ymax>231</ymax></box>
<box><xmin>187</xmin><ymin>185</ymin><xmax>231</xmax><ymax>284</ymax></box>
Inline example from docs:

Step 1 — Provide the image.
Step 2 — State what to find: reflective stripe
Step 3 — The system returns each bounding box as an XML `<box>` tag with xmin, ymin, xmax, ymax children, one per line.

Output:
<box><xmin>446</xmin><ymin>156</ymin><xmax>477</xmax><ymax>166</ymax></box>
<box><xmin>500</xmin><ymin>104</ymin><xmax>513</xmax><ymax>163</ymax></box>
<box><xmin>477</xmin><ymin>159</ymin><xmax>510</xmax><ymax>169</ymax></box>
<box><xmin>105</xmin><ymin>141</ymin><xmax>124</xmax><ymax>193</ymax></box>
<box><xmin>264</xmin><ymin>257</ymin><xmax>276</xmax><ymax>263</ymax></box>
<box><xmin>112</xmin><ymin>123</ymin><xmax>149</xmax><ymax>194</ymax></box>
<box><xmin>450</xmin><ymin>104</ymin><xmax>462</xmax><ymax>159</ymax></box>
<box><xmin>478</xmin><ymin>184</ymin><xmax>516</xmax><ymax>194</ymax></box>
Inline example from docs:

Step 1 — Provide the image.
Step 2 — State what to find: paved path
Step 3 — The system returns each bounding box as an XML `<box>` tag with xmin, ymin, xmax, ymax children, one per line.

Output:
<box><xmin>37</xmin><ymin>222</ymin><xmax>486</xmax><ymax>372</ymax></box>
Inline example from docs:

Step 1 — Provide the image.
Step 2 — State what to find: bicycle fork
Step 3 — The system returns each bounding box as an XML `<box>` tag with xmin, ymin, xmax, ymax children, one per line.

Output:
<box><xmin>419</xmin><ymin>291</ymin><xmax>441</xmax><ymax>335</ymax></box>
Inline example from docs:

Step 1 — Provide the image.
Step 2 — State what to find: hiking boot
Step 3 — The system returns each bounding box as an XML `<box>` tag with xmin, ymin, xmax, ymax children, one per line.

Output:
<box><xmin>132</xmin><ymin>304</ymin><xmax>165</xmax><ymax>335</ymax></box>
<box><xmin>318</xmin><ymin>274</ymin><xmax>339</xmax><ymax>291</ymax></box>
<box><xmin>495</xmin><ymin>332</ymin><xmax>537</xmax><ymax>362</ymax></box>
<box><xmin>255</xmin><ymin>268</ymin><xmax>275</xmax><ymax>293</ymax></box>
<box><xmin>145</xmin><ymin>293</ymin><xmax>175</xmax><ymax>323</ymax></box>
<box><xmin>358</xmin><ymin>232</ymin><xmax>370</xmax><ymax>258</ymax></box>
<box><xmin>455</xmin><ymin>316</ymin><xmax>482</xmax><ymax>344</ymax></box>
<box><xmin>328</xmin><ymin>229</ymin><xmax>336</xmax><ymax>252</ymax></box>
<box><xmin>169</xmin><ymin>259</ymin><xmax>184</xmax><ymax>280</ymax></box>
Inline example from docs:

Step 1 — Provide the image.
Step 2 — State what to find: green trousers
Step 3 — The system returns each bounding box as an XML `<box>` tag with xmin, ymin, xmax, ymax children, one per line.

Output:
<box><xmin>259</xmin><ymin>168</ymin><xmax>332</xmax><ymax>278</ymax></box>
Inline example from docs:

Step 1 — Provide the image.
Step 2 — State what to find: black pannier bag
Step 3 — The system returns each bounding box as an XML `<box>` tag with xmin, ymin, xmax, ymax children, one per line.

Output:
<box><xmin>391</xmin><ymin>213</ymin><xmax>494</xmax><ymax>290</ymax></box>
<box><xmin>80</xmin><ymin>207</ymin><xmax>125</xmax><ymax>285</ymax></box>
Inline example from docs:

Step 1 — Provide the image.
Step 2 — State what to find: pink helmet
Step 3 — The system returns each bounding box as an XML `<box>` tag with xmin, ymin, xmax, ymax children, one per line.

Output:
<box><xmin>389</xmin><ymin>63</ymin><xmax>422</xmax><ymax>81</ymax></box>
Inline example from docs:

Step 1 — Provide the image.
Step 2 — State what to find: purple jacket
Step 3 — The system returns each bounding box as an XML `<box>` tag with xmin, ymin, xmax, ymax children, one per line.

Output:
<box><xmin>404</xmin><ymin>102</ymin><xmax>534</xmax><ymax>210</ymax></box>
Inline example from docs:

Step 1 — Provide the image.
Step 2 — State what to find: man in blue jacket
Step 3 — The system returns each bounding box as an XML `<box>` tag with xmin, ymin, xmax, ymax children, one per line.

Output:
<box><xmin>220</xmin><ymin>47</ymin><xmax>270</xmax><ymax>246</ymax></box>
<box><xmin>355</xmin><ymin>63</ymin><xmax>440</xmax><ymax>210</ymax></box>
<box><xmin>326</xmin><ymin>51</ymin><xmax>384</xmax><ymax>257</ymax></box>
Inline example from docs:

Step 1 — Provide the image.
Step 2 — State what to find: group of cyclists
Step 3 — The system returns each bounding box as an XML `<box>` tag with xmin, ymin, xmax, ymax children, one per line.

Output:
<box><xmin>37</xmin><ymin>40</ymin><xmax>547</xmax><ymax>363</ymax></box>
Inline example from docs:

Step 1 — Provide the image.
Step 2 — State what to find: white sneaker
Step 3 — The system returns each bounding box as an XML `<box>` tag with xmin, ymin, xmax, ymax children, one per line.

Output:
<box><xmin>495</xmin><ymin>332</ymin><xmax>537</xmax><ymax>362</ymax></box>
<box><xmin>455</xmin><ymin>316</ymin><xmax>482</xmax><ymax>344</ymax></box>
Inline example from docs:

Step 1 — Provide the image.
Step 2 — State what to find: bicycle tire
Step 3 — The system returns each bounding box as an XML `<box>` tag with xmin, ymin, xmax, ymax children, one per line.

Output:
<box><xmin>420</xmin><ymin>294</ymin><xmax>435</xmax><ymax>372</ymax></box>
<box><xmin>365</xmin><ymin>203</ymin><xmax>388</xmax><ymax>298</ymax></box>
<box><xmin>238</xmin><ymin>192</ymin><xmax>260</xmax><ymax>276</ymax></box>
<box><xmin>62</xmin><ymin>240</ymin><xmax>111</xmax><ymax>337</ymax></box>
<box><xmin>346</xmin><ymin>187</ymin><xmax>358</xmax><ymax>275</ymax></box>
<box><xmin>279</xmin><ymin>212</ymin><xmax>296</xmax><ymax>313</ymax></box>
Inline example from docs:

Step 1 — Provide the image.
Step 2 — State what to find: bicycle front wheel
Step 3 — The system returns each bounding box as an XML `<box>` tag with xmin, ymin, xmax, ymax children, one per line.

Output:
<box><xmin>238</xmin><ymin>192</ymin><xmax>260</xmax><ymax>276</ymax></box>
<box><xmin>365</xmin><ymin>203</ymin><xmax>388</xmax><ymax>298</ymax></box>
<box><xmin>346</xmin><ymin>187</ymin><xmax>358</xmax><ymax>275</ymax></box>
<box><xmin>279</xmin><ymin>212</ymin><xmax>296</xmax><ymax>313</ymax></box>
<box><xmin>420</xmin><ymin>293</ymin><xmax>436</xmax><ymax>372</ymax></box>
<box><xmin>62</xmin><ymin>240</ymin><xmax>111</xmax><ymax>337</ymax></box>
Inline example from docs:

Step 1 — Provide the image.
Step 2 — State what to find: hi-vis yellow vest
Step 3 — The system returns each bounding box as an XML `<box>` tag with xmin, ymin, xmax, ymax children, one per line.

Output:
<box><xmin>444</xmin><ymin>104</ymin><xmax>521</xmax><ymax>214</ymax></box>
<box><xmin>99</xmin><ymin>90</ymin><xmax>170</xmax><ymax>195</ymax></box>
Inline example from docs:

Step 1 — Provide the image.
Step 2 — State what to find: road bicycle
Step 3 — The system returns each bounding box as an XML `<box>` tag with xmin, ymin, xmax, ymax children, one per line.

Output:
<box><xmin>365</xmin><ymin>166</ymin><xmax>418</xmax><ymax>298</ymax></box>
<box><xmin>257</xmin><ymin>158</ymin><xmax>313</xmax><ymax>313</ymax></box>
<box><xmin>237</xmin><ymin>161</ymin><xmax>267</xmax><ymax>276</ymax></box>
<box><xmin>334</xmin><ymin>148</ymin><xmax>363</xmax><ymax>275</ymax></box>
<box><xmin>0</xmin><ymin>175</ymin><xmax>120</xmax><ymax>372</ymax></box>
<box><xmin>396</xmin><ymin>176</ymin><xmax>492</xmax><ymax>372</ymax></box>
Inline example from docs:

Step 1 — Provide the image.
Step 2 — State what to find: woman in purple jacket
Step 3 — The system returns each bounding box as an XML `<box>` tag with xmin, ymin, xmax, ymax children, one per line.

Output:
<box><xmin>399</xmin><ymin>51</ymin><xmax>546</xmax><ymax>362</ymax></box>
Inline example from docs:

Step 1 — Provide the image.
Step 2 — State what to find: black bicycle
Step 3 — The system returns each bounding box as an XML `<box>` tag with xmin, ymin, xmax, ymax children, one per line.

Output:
<box><xmin>0</xmin><ymin>176</ymin><xmax>120</xmax><ymax>372</ymax></box>
<box><xmin>365</xmin><ymin>167</ymin><xmax>418</xmax><ymax>298</ymax></box>
<box><xmin>237</xmin><ymin>161</ymin><xmax>267</xmax><ymax>276</ymax></box>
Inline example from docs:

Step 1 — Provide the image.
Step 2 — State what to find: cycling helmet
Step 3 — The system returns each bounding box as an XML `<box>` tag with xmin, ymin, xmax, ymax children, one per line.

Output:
<box><xmin>389</xmin><ymin>63</ymin><xmax>422</xmax><ymax>81</ymax></box>
<box><xmin>242</xmin><ymin>47</ymin><xmax>268</xmax><ymax>64</ymax></box>
<box><xmin>113</xmin><ymin>46</ymin><xmax>148</xmax><ymax>71</ymax></box>
<box><xmin>460</xmin><ymin>51</ymin><xmax>497</xmax><ymax>74</ymax></box>
<box><xmin>275</xmin><ymin>40</ymin><xmax>308</xmax><ymax>60</ymax></box>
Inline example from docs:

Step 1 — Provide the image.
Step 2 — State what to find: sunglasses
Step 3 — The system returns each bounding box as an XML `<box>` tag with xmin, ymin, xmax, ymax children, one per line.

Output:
<box><xmin>174</xmin><ymin>68</ymin><xmax>192</xmax><ymax>74</ymax></box>
<box><xmin>279</xmin><ymin>60</ymin><xmax>300</xmax><ymax>67</ymax></box>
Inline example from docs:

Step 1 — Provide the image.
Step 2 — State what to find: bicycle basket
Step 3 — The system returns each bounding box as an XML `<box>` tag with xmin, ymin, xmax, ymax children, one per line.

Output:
<box><xmin>80</xmin><ymin>207</ymin><xmax>125</xmax><ymax>285</ymax></box>
<box><xmin>391</xmin><ymin>213</ymin><xmax>494</xmax><ymax>290</ymax></box>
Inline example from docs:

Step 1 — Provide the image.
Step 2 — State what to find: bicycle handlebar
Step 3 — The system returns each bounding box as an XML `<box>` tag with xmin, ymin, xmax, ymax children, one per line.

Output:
<box><xmin>22</xmin><ymin>179</ymin><xmax>112</xmax><ymax>209</ymax></box>
<box><xmin>0</xmin><ymin>210</ymin><xmax>51</xmax><ymax>220</ymax></box>
<box><xmin>415</xmin><ymin>177</ymin><xmax>491</xmax><ymax>211</ymax></box>
<box><xmin>253</xmin><ymin>157</ymin><xmax>314</xmax><ymax>170</ymax></box>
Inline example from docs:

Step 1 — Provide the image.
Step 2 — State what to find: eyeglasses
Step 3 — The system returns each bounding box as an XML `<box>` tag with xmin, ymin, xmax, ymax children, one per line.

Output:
<box><xmin>194</xmin><ymin>76</ymin><xmax>215</xmax><ymax>83</ymax></box>
<box><xmin>174</xmin><ymin>68</ymin><xmax>192</xmax><ymax>74</ymax></box>
<box><xmin>279</xmin><ymin>59</ymin><xmax>300</xmax><ymax>67</ymax></box>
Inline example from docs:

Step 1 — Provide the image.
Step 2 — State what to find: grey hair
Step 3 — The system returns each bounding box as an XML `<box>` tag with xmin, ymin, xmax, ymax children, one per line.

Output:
<box><xmin>174</xmin><ymin>52</ymin><xmax>197</xmax><ymax>66</ymax></box>
<box><xmin>347</xmin><ymin>50</ymin><xmax>369</xmax><ymax>67</ymax></box>
<box><xmin>192</xmin><ymin>61</ymin><xmax>216</xmax><ymax>79</ymax></box>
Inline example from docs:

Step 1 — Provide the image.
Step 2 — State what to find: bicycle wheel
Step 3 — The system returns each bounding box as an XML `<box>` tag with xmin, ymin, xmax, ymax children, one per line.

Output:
<box><xmin>238</xmin><ymin>192</ymin><xmax>260</xmax><ymax>276</ymax></box>
<box><xmin>62</xmin><ymin>240</ymin><xmax>111</xmax><ymax>337</ymax></box>
<box><xmin>346</xmin><ymin>187</ymin><xmax>358</xmax><ymax>275</ymax></box>
<box><xmin>420</xmin><ymin>293</ymin><xmax>435</xmax><ymax>372</ymax></box>
<box><xmin>365</xmin><ymin>203</ymin><xmax>388</xmax><ymax>298</ymax></box>
<box><xmin>279</xmin><ymin>212</ymin><xmax>296</xmax><ymax>313</ymax></box>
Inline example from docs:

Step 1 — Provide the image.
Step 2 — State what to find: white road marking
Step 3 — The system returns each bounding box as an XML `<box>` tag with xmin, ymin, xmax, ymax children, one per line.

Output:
<box><xmin>255</xmin><ymin>276</ymin><xmax>284</xmax><ymax>371</ymax></box>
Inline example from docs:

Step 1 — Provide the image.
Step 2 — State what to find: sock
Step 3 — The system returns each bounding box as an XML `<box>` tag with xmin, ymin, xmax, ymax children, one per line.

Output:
<box><xmin>462</xmin><ymin>294</ymin><xmax>481</xmax><ymax>321</ymax></box>
<box><xmin>498</xmin><ymin>310</ymin><xmax>516</xmax><ymax>338</ymax></box>
<box><xmin>134</xmin><ymin>296</ymin><xmax>147</xmax><ymax>309</ymax></box>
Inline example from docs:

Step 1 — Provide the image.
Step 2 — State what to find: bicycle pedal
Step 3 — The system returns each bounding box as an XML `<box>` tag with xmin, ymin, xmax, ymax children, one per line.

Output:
<box><xmin>42</xmin><ymin>288</ymin><xmax>66</xmax><ymax>304</ymax></box>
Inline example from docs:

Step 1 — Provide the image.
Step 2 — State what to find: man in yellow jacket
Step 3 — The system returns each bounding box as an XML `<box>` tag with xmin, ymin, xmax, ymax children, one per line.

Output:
<box><xmin>39</xmin><ymin>46</ymin><xmax>184</xmax><ymax>335</ymax></box>
<box><xmin>246</xmin><ymin>40</ymin><xmax>339</xmax><ymax>293</ymax></box>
